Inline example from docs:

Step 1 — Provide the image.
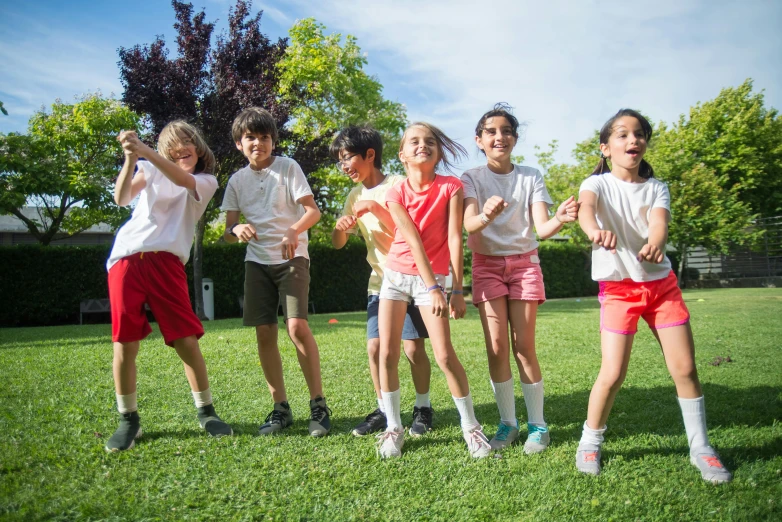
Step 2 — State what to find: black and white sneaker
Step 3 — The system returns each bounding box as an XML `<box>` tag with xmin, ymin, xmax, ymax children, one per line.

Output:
<box><xmin>352</xmin><ymin>408</ymin><xmax>387</xmax><ymax>437</ymax></box>
<box><xmin>309</xmin><ymin>396</ymin><xmax>332</xmax><ymax>437</ymax></box>
<box><xmin>197</xmin><ymin>404</ymin><xmax>233</xmax><ymax>437</ymax></box>
<box><xmin>105</xmin><ymin>411</ymin><xmax>142</xmax><ymax>452</ymax></box>
<box><xmin>409</xmin><ymin>406</ymin><xmax>434</xmax><ymax>437</ymax></box>
<box><xmin>259</xmin><ymin>401</ymin><xmax>293</xmax><ymax>435</ymax></box>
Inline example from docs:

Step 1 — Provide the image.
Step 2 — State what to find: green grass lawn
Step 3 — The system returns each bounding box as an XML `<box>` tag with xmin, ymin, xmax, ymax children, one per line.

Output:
<box><xmin>1</xmin><ymin>288</ymin><xmax>780</xmax><ymax>521</ymax></box>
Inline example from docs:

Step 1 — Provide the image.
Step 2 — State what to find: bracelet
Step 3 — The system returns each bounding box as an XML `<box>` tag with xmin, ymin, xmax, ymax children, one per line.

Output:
<box><xmin>479</xmin><ymin>213</ymin><xmax>491</xmax><ymax>225</ymax></box>
<box><xmin>554</xmin><ymin>214</ymin><xmax>562</xmax><ymax>224</ymax></box>
<box><xmin>426</xmin><ymin>284</ymin><xmax>444</xmax><ymax>293</ymax></box>
<box><xmin>228</xmin><ymin>222</ymin><xmax>240</xmax><ymax>237</ymax></box>
<box><xmin>451</xmin><ymin>289</ymin><xmax>464</xmax><ymax>295</ymax></box>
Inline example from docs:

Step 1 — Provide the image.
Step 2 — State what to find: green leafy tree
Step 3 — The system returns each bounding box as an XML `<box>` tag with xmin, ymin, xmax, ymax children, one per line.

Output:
<box><xmin>277</xmin><ymin>18</ymin><xmax>408</xmax><ymax>234</ymax></box>
<box><xmin>0</xmin><ymin>94</ymin><xmax>140</xmax><ymax>245</ymax></box>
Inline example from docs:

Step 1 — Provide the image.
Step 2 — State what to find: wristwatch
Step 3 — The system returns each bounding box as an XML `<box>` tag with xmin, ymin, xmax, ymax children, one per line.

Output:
<box><xmin>229</xmin><ymin>222</ymin><xmax>240</xmax><ymax>237</ymax></box>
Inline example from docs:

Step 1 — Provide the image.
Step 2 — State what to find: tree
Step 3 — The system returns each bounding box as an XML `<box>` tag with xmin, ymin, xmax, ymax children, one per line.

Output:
<box><xmin>277</xmin><ymin>18</ymin><xmax>407</xmax><ymax>233</ymax></box>
<box><xmin>0</xmin><ymin>94</ymin><xmax>140</xmax><ymax>245</ymax></box>
<box><xmin>118</xmin><ymin>0</ymin><xmax>290</xmax><ymax>318</ymax></box>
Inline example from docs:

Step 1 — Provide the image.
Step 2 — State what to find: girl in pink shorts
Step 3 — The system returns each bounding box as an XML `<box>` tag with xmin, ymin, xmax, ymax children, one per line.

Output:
<box><xmin>576</xmin><ymin>109</ymin><xmax>731</xmax><ymax>484</ymax></box>
<box><xmin>462</xmin><ymin>104</ymin><xmax>578</xmax><ymax>453</ymax></box>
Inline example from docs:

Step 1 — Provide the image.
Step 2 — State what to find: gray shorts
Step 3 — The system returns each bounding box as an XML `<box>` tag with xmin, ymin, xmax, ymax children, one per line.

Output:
<box><xmin>243</xmin><ymin>258</ymin><xmax>310</xmax><ymax>326</ymax></box>
<box><xmin>379</xmin><ymin>267</ymin><xmax>446</xmax><ymax>307</ymax></box>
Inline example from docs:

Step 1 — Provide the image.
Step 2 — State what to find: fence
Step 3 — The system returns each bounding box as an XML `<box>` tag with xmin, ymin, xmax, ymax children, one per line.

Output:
<box><xmin>685</xmin><ymin>216</ymin><xmax>782</xmax><ymax>280</ymax></box>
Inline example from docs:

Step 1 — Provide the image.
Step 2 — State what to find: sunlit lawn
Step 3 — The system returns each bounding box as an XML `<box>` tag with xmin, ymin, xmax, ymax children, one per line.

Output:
<box><xmin>1</xmin><ymin>288</ymin><xmax>780</xmax><ymax>520</ymax></box>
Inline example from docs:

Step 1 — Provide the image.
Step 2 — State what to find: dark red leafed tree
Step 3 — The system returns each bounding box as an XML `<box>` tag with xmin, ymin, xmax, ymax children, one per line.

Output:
<box><xmin>117</xmin><ymin>0</ymin><xmax>331</xmax><ymax>318</ymax></box>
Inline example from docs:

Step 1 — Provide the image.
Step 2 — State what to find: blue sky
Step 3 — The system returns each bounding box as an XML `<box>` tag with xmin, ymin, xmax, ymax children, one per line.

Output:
<box><xmin>1</xmin><ymin>0</ymin><xmax>781</xmax><ymax>170</ymax></box>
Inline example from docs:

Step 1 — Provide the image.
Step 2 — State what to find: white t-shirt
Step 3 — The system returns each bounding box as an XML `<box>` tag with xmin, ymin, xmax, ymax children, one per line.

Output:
<box><xmin>221</xmin><ymin>157</ymin><xmax>314</xmax><ymax>265</ymax></box>
<box><xmin>461</xmin><ymin>165</ymin><xmax>553</xmax><ymax>256</ymax></box>
<box><xmin>107</xmin><ymin>160</ymin><xmax>218</xmax><ymax>270</ymax></box>
<box><xmin>579</xmin><ymin>173</ymin><xmax>672</xmax><ymax>282</ymax></box>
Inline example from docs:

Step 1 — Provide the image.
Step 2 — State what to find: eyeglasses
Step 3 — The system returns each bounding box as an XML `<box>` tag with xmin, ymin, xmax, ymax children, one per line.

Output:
<box><xmin>335</xmin><ymin>153</ymin><xmax>359</xmax><ymax>168</ymax></box>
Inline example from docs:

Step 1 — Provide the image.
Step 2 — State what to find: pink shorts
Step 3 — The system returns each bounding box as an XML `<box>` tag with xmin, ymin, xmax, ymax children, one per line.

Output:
<box><xmin>598</xmin><ymin>270</ymin><xmax>690</xmax><ymax>334</ymax></box>
<box><xmin>471</xmin><ymin>250</ymin><xmax>546</xmax><ymax>305</ymax></box>
<box><xmin>108</xmin><ymin>251</ymin><xmax>204</xmax><ymax>347</ymax></box>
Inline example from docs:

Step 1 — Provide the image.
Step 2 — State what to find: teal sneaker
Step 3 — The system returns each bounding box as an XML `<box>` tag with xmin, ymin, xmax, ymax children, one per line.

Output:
<box><xmin>524</xmin><ymin>423</ymin><xmax>550</xmax><ymax>454</ymax></box>
<box><xmin>105</xmin><ymin>411</ymin><xmax>142</xmax><ymax>452</ymax></box>
<box><xmin>197</xmin><ymin>404</ymin><xmax>233</xmax><ymax>437</ymax></box>
<box><xmin>489</xmin><ymin>421</ymin><xmax>519</xmax><ymax>450</ymax></box>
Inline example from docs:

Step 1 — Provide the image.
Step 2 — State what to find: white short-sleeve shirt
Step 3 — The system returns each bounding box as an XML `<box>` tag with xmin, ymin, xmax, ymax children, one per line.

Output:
<box><xmin>461</xmin><ymin>164</ymin><xmax>553</xmax><ymax>256</ymax></box>
<box><xmin>579</xmin><ymin>173</ymin><xmax>672</xmax><ymax>282</ymax></box>
<box><xmin>107</xmin><ymin>160</ymin><xmax>218</xmax><ymax>270</ymax></box>
<box><xmin>221</xmin><ymin>157</ymin><xmax>314</xmax><ymax>265</ymax></box>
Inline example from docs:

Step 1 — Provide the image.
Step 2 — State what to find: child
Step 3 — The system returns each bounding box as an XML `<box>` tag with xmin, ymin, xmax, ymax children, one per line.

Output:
<box><xmin>330</xmin><ymin>125</ymin><xmax>434</xmax><ymax>438</ymax></box>
<box><xmin>106</xmin><ymin>121</ymin><xmax>232</xmax><ymax>452</ymax></box>
<box><xmin>462</xmin><ymin>104</ymin><xmax>578</xmax><ymax>453</ymax></box>
<box><xmin>222</xmin><ymin>107</ymin><xmax>331</xmax><ymax>437</ymax></box>
<box><xmin>576</xmin><ymin>109</ymin><xmax>732</xmax><ymax>483</ymax></box>
<box><xmin>376</xmin><ymin>122</ymin><xmax>490</xmax><ymax>459</ymax></box>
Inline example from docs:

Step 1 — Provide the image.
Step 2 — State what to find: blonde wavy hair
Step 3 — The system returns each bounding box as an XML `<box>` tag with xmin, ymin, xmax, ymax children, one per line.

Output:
<box><xmin>157</xmin><ymin>120</ymin><xmax>215</xmax><ymax>174</ymax></box>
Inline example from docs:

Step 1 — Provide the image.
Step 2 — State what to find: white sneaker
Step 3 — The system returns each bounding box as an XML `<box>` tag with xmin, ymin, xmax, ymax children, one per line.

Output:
<box><xmin>463</xmin><ymin>426</ymin><xmax>491</xmax><ymax>458</ymax></box>
<box><xmin>376</xmin><ymin>428</ymin><xmax>404</xmax><ymax>458</ymax></box>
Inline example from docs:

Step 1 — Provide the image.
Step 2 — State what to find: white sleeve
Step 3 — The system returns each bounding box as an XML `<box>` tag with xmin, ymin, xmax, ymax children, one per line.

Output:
<box><xmin>289</xmin><ymin>160</ymin><xmax>314</xmax><ymax>202</ymax></box>
<box><xmin>461</xmin><ymin>171</ymin><xmax>477</xmax><ymax>200</ymax></box>
<box><xmin>530</xmin><ymin>169</ymin><xmax>554</xmax><ymax>206</ymax></box>
<box><xmin>221</xmin><ymin>176</ymin><xmax>240</xmax><ymax>211</ymax></box>
<box><xmin>652</xmin><ymin>181</ymin><xmax>671</xmax><ymax>211</ymax></box>
<box><xmin>579</xmin><ymin>176</ymin><xmax>601</xmax><ymax>199</ymax></box>
<box><xmin>190</xmin><ymin>174</ymin><xmax>218</xmax><ymax>216</ymax></box>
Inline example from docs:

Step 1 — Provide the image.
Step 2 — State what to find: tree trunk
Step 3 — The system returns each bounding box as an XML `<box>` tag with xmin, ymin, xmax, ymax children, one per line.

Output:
<box><xmin>193</xmin><ymin>214</ymin><xmax>207</xmax><ymax>320</ymax></box>
<box><xmin>677</xmin><ymin>242</ymin><xmax>688</xmax><ymax>288</ymax></box>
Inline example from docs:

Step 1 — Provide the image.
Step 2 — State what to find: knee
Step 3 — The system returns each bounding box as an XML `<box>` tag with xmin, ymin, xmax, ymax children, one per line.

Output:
<box><xmin>670</xmin><ymin>360</ymin><xmax>698</xmax><ymax>383</ymax></box>
<box><xmin>286</xmin><ymin>319</ymin><xmax>312</xmax><ymax>344</ymax></box>
<box><xmin>367</xmin><ymin>339</ymin><xmax>381</xmax><ymax>360</ymax></box>
<box><xmin>403</xmin><ymin>341</ymin><xmax>427</xmax><ymax>363</ymax></box>
<box><xmin>433</xmin><ymin>346</ymin><xmax>458</xmax><ymax>372</ymax></box>
<box><xmin>255</xmin><ymin>325</ymin><xmax>277</xmax><ymax>347</ymax></box>
<box><xmin>597</xmin><ymin>367</ymin><xmax>627</xmax><ymax>392</ymax></box>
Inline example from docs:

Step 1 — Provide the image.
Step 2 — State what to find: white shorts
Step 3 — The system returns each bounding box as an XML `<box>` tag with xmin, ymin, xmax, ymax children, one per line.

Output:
<box><xmin>379</xmin><ymin>268</ymin><xmax>446</xmax><ymax>307</ymax></box>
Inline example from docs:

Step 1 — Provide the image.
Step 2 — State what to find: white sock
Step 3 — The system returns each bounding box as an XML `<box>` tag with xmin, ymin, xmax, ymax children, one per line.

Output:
<box><xmin>491</xmin><ymin>378</ymin><xmax>516</xmax><ymax>426</ymax></box>
<box><xmin>377</xmin><ymin>397</ymin><xmax>386</xmax><ymax>414</ymax></box>
<box><xmin>453</xmin><ymin>393</ymin><xmax>480</xmax><ymax>431</ymax></box>
<box><xmin>382</xmin><ymin>389</ymin><xmax>403</xmax><ymax>431</ymax></box>
<box><xmin>191</xmin><ymin>388</ymin><xmax>213</xmax><ymax>408</ymax></box>
<box><xmin>521</xmin><ymin>379</ymin><xmax>546</xmax><ymax>427</ymax></box>
<box><xmin>678</xmin><ymin>396</ymin><xmax>710</xmax><ymax>449</ymax></box>
<box><xmin>579</xmin><ymin>421</ymin><xmax>607</xmax><ymax>446</ymax></box>
<box><xmin>415</xmin><ymin>392</ymin><xmax>431</xmax><ymax>409</ymax></box>
<box><xmin>116</xmin><ymin>392</ymin><xmax>137</xmax><ymax>414</ymax></box>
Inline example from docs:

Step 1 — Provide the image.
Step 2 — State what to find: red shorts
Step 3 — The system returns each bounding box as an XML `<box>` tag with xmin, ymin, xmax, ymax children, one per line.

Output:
<box><xmin>471</xmin><ymin>250</ymin><xmax>546</xmax><ymax>305</ymax></box>
<box><xmin>598</xmin><ymin>271</ymin><xmax>690</xmax><ymax>334</ymax></box>
<box><xmin>108</xmin><ymin>251</ymin><xmax>204</xmax><ymax>347</ymax></box>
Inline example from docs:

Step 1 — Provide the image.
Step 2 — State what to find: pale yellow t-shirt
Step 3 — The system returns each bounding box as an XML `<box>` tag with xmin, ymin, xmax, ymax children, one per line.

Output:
<box><xmin>340</xmin><ymin>175</ymin><xmax>405</xmax><ymax>295</ymax></box>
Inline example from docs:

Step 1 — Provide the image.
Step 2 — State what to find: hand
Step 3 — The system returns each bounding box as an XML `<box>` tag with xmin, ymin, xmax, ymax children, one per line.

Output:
<box><xmin>429</xmin><ymin>288</ymin><xmax>448</xmax><ymax>318</ymax></box>
<box><xmin>482</xmin><ymin>196</ymin><xmax>508</xmax><ymax>222</ymax></box>
<box><xmin>352</xmin><ymin>200</ymin><xmax>377</xmax><ymax>218</ymax></box>
<box><xmin>588</xmin><ymin>228</ymin><xmax>617</xmax><ymax>253</ymax></box>
<box><xmin>235</xmin><ymin>224</ymin><xmax>258</xmax><ymax>243</ymax></box>
<box><xmin>637</xmin><ymin>244</ymin><xmax>665</xmax><ymax>263</ymax></box>
<box><xmin>335</xmin><ymin>215</ymin><xmax>357</xmax><ymax>232</ymax></box>
<box><xmin>281</xmin><ymin>227</ymin><xmax>298</xmax><ymax>260</ymax></box>
<box><xmin>555</xmin><ymin>196</ymin><xmax>578</xmax><ymax>223</ymax></box>
<box><xmin>449</xmin><ymin>293</ymin><xmax>466</xmax><ymax>320</ymax></box>
<box><xmin>117</xmin><ymin>130</ymin><xmax>140</xmax><ymax>158</ymax></box>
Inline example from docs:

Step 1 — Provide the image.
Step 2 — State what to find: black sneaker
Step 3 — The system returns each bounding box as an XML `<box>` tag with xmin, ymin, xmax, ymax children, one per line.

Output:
<box><xmin>197</xmin><ymin>404</ymin><xmax>233</xmax><ymax>437</ymax></box>
<box><xmin>352</xmin><ymin>408</ymin><xmax>387</xmax><ymax>437</ymax></box>
<box><xmin>409</xmin><ymin>406</ymin><xmax>434</xmax><ymax>437</ymax></box>
<box><xmin>259</xmin><ymin>401</ymin><xmax>293</xmax><ymax>435</ymax></box>
<box><xmin>105</xmin><ymin>411</ymin><xmax>142</xmax><ymax>452</ymax></box>
<box><xmin>309</xmin><ymin>396</ymin><xmax>332</xmax><ymax>437</ymax></box>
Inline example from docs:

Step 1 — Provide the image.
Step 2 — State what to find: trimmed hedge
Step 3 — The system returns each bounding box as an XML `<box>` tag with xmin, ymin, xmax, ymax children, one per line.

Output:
<box><xmin>0</xmin><ymin>240</ymin><xmax>595</xmax><ymax>327</ymax></box>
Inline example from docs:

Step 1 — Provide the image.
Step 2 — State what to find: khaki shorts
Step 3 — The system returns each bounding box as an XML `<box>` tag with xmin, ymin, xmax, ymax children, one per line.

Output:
<box><xmin>244</xmin><ymin>257</ymin><xmax>310</xmax><ymax>326</ymax></box>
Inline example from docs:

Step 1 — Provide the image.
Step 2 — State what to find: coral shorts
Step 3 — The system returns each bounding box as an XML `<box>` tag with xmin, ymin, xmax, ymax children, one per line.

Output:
<box><xmin>471</xmin><ymin>250</ymin><xmax>546</xmax><ymax>305</ymax></box>
<box><xmin>598</xmin><ymin>270</ymin><xmax>690</xmax><ymax>335</ymax></box>
<box><xmin>108</xmin><ymin>251</ymin><xmax>204</xmax><ymax>347</ymax></box>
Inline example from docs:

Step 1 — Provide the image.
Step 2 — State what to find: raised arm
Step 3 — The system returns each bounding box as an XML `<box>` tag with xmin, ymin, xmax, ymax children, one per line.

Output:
<box><xmin>463</xmin><ymin>195</ymin><xmax>508</xmax><ymax>233</ymax></box>
<box><xmin>118</xmin><ymin>131</ymin><xmax>196</xmax><ymax>191</ymax></box>
<box><xmin>114</xmin><ymin>132</ymin><xmax>146</xmax><ymax>206</ymax></box>
<box><xmin>532</xmin><ymin>196</ymin><xmax>578</xmax><ymax>240</ymax></box>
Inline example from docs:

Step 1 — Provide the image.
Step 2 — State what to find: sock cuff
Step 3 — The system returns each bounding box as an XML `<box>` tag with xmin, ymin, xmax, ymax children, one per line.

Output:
<box><xmin>382</xmin><ymin>389</ymin><xmax>401</xmax><ymax>399</ymax></box>
<box><xmin>583</xmin><ymin>420</ymin><xmax>607</xmax><ymax>434</ymax></box>
<box><xmin>116</xmin><ymin>392</ymin><xmax>138</xmax><ymax>414</ymax></box>
<box><xmin>678</xmin><ymin>396</ymin><xmax>705</xmax><ymax>414</ymax></box>
<box><xmin>521</xmin><ymin>379</ymin><xmax>544</xmax><ymax>390</ymax></box>
<box><xmin>191</xmin><ymin>388</ymin><xmax>213</xmax><ymax>408</ymax></box>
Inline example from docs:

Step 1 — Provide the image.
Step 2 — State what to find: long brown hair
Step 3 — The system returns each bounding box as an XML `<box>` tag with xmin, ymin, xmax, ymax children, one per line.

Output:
<box><xmin>591</xmin><ymin>109</ymin><xmax>654</xmax><ymax>179</ymax></box>
<box><xmin>158</xmin><ymin>120</ymin><xmax>215</xmax><ymax>174</ymax></box>
<box><xmin>399</xmin><ymin>122</ymin><xmax>467</xmax><ymax>174</ymax></box>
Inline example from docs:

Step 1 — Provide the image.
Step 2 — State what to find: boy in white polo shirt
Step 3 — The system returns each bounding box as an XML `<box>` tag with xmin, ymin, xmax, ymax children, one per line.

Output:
<box><xmin>222</xmin><ymin>107</ymin><xmax>331</xmax><ymax>437</ymax></box>
<box><xmin>330</xmin><ymin>125</ymin><xmax>435</xmax><ymax>438</ymax></box>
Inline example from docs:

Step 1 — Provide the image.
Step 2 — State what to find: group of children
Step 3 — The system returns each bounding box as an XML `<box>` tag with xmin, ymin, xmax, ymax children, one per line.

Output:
<box><xmin>104</xmin><ymin>104</ymin><xmax>732</xmax><ymax>484</ymax></box>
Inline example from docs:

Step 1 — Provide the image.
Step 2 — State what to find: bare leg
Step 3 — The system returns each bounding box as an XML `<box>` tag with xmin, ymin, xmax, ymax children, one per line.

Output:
<box><xmin>286</xmin><ymin>318</ymin><xmax>323</xmax><ymax>399</ymax></box>
<box><xmin>654</xmin><ymin>324</ymin><xmax>702</xmax><ymax>398</ymax></box>
<box><xmin>379</xmin><ymin>300</ymin><xmax>408</xmax><ymax>393</ymax></box>
<box><xmin>508</xmin><ymin>300</ymin><xmax>542</xmax><ymax>384</ymax></box>
<box><xmin>113</xmin><ymin>341</ymin><xmax>140</xmax><ymax>395</ymax></box>
<box><xmin>172</xmin><ymin>335</ymin><xmax>210</xmax><ymax>392</ymax></box>
<box><xmin>477</xmin><ymin>298</ymin><xmax>512</xmax><ymax>383</ymax></box>
<box><xmin>586</xmin><ymin>331</ymin><xmax>634</xmax><ymax>429</ymax></box>
<box><xmin>367</xmin><ymin>338</ymin><xmax>382</xmax><ymax>399</ymax></box>
<box><xmin>403</xmin><ymin>338</ymin><xmax>431</xmax><ymax>394</ymax></box>
<box><xmin>256</xmin><ymin>324</ymin><xmax>287</xmax><ymax>403</ymax></box>
<box><xmin>417</xmin><ymin>306</ymin><xmax>470</xmax><ymax>398</ymax></box>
